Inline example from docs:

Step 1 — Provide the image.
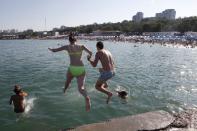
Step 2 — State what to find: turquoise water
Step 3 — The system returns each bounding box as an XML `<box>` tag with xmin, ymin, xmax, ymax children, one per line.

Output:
<box><xmin>1</xmin><ymin>40</ymin><xmax>197</xmax><ymax>131</ymax></box>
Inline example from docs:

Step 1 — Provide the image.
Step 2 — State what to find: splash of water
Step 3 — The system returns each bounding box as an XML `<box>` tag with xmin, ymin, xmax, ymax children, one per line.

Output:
<box><xmin>116</xmin><ymin>85</ymin><xmax>130</xmax><ymax>93</ymax></box>
<box><xmin>115</xmin><ymin>85</ymin><xmax>131</xmax><ymax>97</ymax></box>
<box><xmin>24</xmin><ymin>97</ymin><xmax>37</xmax><ymax>114</ymax></box>
<box><xmin>15</xmin><ymin>97</ymin><xmax>37</xmax><ymax>122</ymax></box>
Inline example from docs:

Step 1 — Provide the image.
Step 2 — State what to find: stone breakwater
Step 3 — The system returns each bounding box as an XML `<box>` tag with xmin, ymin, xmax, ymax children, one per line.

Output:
<box><xmin>63</xmin><ymin>109</ymin><xmax>197</xmax><ymax>131</ymax></box>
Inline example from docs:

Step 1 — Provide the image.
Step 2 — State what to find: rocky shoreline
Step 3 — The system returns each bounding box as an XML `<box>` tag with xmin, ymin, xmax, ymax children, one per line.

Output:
<box><xmin>162</xmin><ymin>109</ymin><xmax>197</xmax><ymax>131</ymax></box>
<box><xmin>64</xmin><ymin>109</ymin><xmax>197</xmax><ymax>131</ymax></box>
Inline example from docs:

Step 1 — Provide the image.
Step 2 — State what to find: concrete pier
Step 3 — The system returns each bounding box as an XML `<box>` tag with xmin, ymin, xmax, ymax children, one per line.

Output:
<box><xmin>64</xmin><ymin>109</ymin><xmax>197</xmax><ymax>131</ymax></box>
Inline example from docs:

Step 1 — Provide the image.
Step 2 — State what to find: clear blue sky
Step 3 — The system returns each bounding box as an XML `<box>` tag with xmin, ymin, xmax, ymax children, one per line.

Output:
<box><xmin>0</xmin><ymin>0</ymin><xmax>197</xmax><ymax>31</ymax></box>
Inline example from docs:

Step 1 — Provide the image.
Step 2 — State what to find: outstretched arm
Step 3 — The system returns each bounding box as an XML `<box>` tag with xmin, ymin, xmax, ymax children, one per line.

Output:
<box><xmin>82</xmin><ymin>45</ymin><xmax>92</xmax><ymax>56</ymax></box>
<box><xmin>88</xmin><ymin>52</ymin><xmax>99</xmax><ymax>67</ymax></box>
<box><xmin>48</xmin><ymin>45</ymin><xmax>67</xmax><ymax>52</ymax></box>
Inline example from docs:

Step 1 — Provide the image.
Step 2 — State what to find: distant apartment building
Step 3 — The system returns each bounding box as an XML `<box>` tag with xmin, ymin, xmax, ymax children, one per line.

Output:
<box><xmin>156</xmin><ymin>9</ymin><xmax>176</xmax><ymax>20</ymax></box>
<box><xmin>132</xmin><ymin>12</ymin><xmax>144</xmax><ymax>22</ymax></box>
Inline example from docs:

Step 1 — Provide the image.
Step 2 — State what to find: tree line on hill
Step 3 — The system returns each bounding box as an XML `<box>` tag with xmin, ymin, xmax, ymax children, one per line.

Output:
<box><xmin>70</xmin><ymin>16</ymin><xmax>197</xmax><ymax>34</ymax></box>
<box><xmin>1</xmin><ymin>16</ymin><xmax>197</xmax><ymax>38</ymax></box>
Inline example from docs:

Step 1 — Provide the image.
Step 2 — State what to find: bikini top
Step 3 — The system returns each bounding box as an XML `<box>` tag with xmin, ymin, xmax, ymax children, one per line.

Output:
<box><xmin>68</xmin><ymin>51</ymin><xmax>82</xmax><ymax>56</ymax></box>
<box><xmin>67</xmin><ymin>45</ymin><xmax>83</xmax><ymax>56</ymax></box>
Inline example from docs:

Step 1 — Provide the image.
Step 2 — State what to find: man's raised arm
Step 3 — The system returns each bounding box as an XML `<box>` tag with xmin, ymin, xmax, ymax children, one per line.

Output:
<box><xmin>88</xmin><ymin>52</ymin><xmax>99</xmax><ymax>67</ymax></box>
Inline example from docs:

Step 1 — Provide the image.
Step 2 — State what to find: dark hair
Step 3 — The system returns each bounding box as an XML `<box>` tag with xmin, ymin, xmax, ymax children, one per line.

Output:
<box><xmin>96</xmin><ymin>41</ymin><xmax>104</xmax><ymax>49</ymax></box>
<box><xmin>69</xmin><ymin>33</ymin><xmax>77</xmax><ymax>43</ymax></box>
<box><xmin>13</xmin><ymin>85</ymin><xmax>22</xmax><ymax>94</ymax></box>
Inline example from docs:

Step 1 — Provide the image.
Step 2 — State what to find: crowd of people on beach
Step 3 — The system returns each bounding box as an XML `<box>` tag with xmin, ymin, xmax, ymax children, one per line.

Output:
<box><xmin>77</xmin><ymin>35</ymin><xmax>197</xmax><ymax>48</ymax></box>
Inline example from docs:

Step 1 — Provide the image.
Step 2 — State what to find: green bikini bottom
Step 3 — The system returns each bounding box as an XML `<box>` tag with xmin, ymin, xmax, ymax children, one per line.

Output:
<box><xmin>68</xmin><ymin>66</ymin><xmax>85</xmax><ymax>77</ymax></box>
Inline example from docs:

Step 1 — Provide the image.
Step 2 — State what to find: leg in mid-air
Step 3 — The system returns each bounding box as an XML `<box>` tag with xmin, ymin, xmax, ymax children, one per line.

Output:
<box><xmin>63</xmin><ymin>71</ymin><xmax>73</xmax><ymax>93</ymax></box>
<box><xmin>95</xmin><ymin>80</ymin><xmax>112</xmax><ymax>104</ymax></box>
<box><xmin>103</xmin><ymin>81</ymin><xmax>108</xmax><ymax>88</ymax></box>
<box><xmin>77</xmin><ymin>74</ymin><xmax>91</xmax><ymax>112</ymax></box>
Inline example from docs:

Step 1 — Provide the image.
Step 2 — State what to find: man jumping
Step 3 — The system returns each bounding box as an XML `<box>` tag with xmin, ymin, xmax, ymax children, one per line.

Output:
<box><xmin>87</xmin><ymin>41</ymin><xmax>115</xmax><ymax>104</ymax></box>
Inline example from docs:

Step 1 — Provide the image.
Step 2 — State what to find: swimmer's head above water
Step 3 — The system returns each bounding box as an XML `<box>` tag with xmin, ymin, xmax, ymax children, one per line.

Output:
<box><xmin>116</xmin><ymin>90</ymin><xmax>128</xmax><ymax>99</ymax></box>
<box><xmin>13</xmin><ymin>85</ymin><xmax>22</xmax><ymax>94</ymax></box>
<box><xmin>13</xmin><ymin>85</ymin><xmax>28</xmax><ymax>96</ymax></box>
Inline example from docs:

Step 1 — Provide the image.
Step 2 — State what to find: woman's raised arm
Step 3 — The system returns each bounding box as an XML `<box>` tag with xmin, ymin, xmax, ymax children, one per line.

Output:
<box><xmin>48</xmin><ymin>45</ymin><xmax>67</xmax><ymax>52</ymax></box>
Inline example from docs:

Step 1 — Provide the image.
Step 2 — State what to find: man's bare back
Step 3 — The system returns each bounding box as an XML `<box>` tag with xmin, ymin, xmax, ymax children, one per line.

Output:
<box><xmin>95</xmin><ymin>49</ymin><xmax>114</xmax><ymax>72</ymax></box>
<box><xmin>10</xmin><ymin>85</ymin><xmax>28</xmax><ymax>113</ymax></box>
<box><xmin>10</xmin><ymin>94</ymin><xmax>25</xmax><ymax>113</ymax></box>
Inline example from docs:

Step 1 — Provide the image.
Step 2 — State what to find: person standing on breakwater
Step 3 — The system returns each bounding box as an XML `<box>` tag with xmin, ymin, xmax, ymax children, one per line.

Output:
<box><xmin>48</xmin><ymin>33</ymin><xmax>92</xmax><ymax>112</ymax></box>
<box><xmin>87</xmin><ymin>41</ymin><xmax>115</xmax><ymax>104</ymax></box>
<box><xmin>10</xmin><ymin>85</ymin><xmax>28</xmax><ymax>113</ymax></box>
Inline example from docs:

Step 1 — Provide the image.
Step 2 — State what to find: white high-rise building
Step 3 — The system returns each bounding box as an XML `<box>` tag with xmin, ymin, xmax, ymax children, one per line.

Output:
<box><xmin>132</xmin><ymin>12</ymin><xmax>144</xmax><ymax>22</ymax></box>
<box><xmin>156</xmin><ymin>9</ymin><xmax>176</xmax><ymax>20</ymax></box>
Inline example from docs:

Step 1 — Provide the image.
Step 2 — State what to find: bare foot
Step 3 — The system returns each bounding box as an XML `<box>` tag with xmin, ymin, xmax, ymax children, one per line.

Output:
<box><xmin>106</xmin><ymin>92</ymin><xmax>113</xmax><ymax>104</ymax></box>
<box><xmin>86</xmin><ymin>97</ymin><xmax>91</xmax><ymax>112</ymax></box>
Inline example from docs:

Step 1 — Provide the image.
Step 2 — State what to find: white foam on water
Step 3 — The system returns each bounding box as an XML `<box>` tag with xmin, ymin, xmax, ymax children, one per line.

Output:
<box><xmin>182</xmin><ymin>65</ymin><xmax>187</xmax><ymax>69</ymax></box>
<box><xmin>14</xmin><ymin>97</ymin><xmax>37</xmax><ymax>122</ymax></box>
<box><xmin>180</xmin><ymin>71</ymin><xmax>185</xmax><ymax>75</ymax></box>
<box><xmin>115</xmin><ymin>85</ymin><xmax>121</xmax><ymax>92</ymax></box>
<box><xmin>88</xmin><ymin>87</ymin><xmax>96</xmax><ymax>93</ymax></box>
<box><xmin>115</xmin><ymin>85</ymin><xmax>131</xmax><ymax>96</ymax></box>
<box><xmin>24</xmin><ymin>97</ymin><xmax>37</xmax><ymax>114</ymax></box>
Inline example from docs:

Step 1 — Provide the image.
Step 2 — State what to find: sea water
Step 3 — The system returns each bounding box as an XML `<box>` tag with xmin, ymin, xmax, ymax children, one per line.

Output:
<box><xmin>1</xmin><ymin>40</ymin><xmax>197</xmax><ymax>131</ymax></box>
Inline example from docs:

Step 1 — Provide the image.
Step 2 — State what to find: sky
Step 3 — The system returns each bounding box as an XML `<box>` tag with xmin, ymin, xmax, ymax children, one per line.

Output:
<box><xmin>0</xmin><ymin>0</ymin><xmax>197</xmax><ymax>31</ymax></box>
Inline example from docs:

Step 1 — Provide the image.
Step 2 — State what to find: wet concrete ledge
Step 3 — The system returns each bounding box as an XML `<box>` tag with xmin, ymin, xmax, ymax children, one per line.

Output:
<box><xmin>64</xmin><ymin>109</ymin><xmax>197</xmax><ymax>131</ymax></box>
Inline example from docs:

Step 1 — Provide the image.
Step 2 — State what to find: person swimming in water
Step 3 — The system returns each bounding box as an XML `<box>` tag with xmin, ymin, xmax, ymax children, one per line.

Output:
<box><xmin>116</xmin><ymin>90</ymin><xmax>128</xmax><ymax>99</ymax></box>
<box><xmin>48</xmin><ymin>33</ymin><xmax>92</xmax><ymax>112</ymax></box>
<box><xmin>9</xmin><ymin>85</ymin><xmax>28</xmax><ymax>113</ymax></box>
